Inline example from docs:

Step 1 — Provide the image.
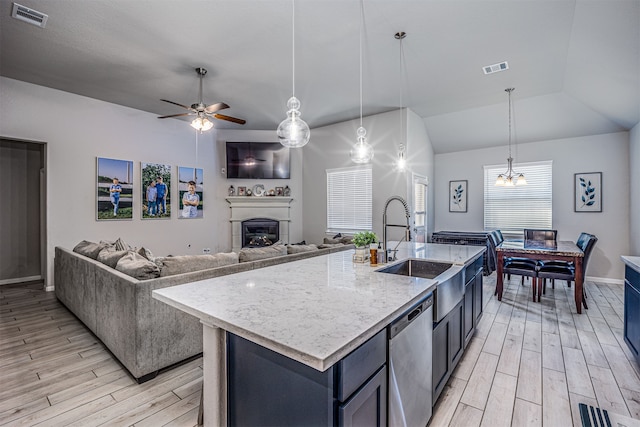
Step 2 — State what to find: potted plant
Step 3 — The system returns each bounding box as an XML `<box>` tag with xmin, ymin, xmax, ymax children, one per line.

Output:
<box><xmin>352</xmin><ymin>231</ymin><xmax>378</xmax><ymax>263</ymax></box>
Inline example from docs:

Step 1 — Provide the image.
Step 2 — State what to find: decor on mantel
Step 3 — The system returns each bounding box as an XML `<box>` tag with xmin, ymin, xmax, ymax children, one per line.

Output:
<box><xmin>495</xmin><ymin>88</ymin><xmax>527</xmax><ymax>187</ymax></box>
<box><xmin>395</xmin><ymin>31</ymin><xmax>407</xmax><ymax>172</ymax></box>
<box><xmin>277</xmin><ymin>0</ymin><xmax>310</xmax><ymax>148</ymax></box>
<box><xmin>350</xmin><ymin>0</ymin><xmax>374</xmax><ymax>164</ymax></box>
<box><xmin>574</xmin><ymin>172</ymin><xmax>602</xmax><ymax>212</ymax></box>
<box><xmin>449</xmin><ymin>180</ymin><xmax>468</xmax><ymax>212</ymax></box>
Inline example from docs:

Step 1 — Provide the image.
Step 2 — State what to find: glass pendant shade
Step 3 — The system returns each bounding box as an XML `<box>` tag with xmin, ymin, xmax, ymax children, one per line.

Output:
<box><xmin>278</xmin><ymin>96</ymin><xmax>310</xmax><ymax>148</ymax></box>
<box><xmin>191</xmin><ymin>116</ymin><xmax>213</xmax><ymax>131</ymax></box>
<box><xmin>396</xmin><ymin>143</ymin><xmax>407</xmax><ymax>170</ymax></box>
<box><xmin>350</xmin><ymin>126</ymin><xmax>374</xmax><ymax>164</ymax></box>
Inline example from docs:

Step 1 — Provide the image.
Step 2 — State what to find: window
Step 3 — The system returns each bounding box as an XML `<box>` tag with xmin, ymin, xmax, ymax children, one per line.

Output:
<box><xmin>327</xmin><ymin>166</ymin><xmax>372</xmax><ymax>232</ymax></box>
<box><xmin>483</xmin><ymin>161</ymin><xmax>552</xmax><ymax>234</ymax></box>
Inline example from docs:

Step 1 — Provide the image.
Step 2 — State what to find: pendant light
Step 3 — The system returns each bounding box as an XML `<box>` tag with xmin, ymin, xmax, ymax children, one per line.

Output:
<box><xmin>277</xmin><ymin>0</ymin><xmax>310</xmax><ymax>148</ymax></box>
<box><xmin>495</xmin><ymin>88</ymin><xmax>526</xmax><ymax>186</ymax></box>
<box><xmin>395</xmin><ymin>31</ymin><xmax>407</xmax><ymax>171</ymax></box>
<box><xmin>350</xmin><ymin>0</ymin><xmax>374</xmax><ymax>164</ymax></box>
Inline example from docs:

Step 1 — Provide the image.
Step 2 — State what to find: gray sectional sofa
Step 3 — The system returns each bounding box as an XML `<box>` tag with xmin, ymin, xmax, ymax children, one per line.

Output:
<box><xmin>54</xmin><ymin>242</ymin><xmax>354</xmax><ymax>382</ymax></box>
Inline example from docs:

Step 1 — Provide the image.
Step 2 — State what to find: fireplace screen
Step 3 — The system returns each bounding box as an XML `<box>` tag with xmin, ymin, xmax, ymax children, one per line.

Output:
<box><xmin>242</xmin><ymin>218</ymin><xmax>279</xmax><ymax>247</ymax></box>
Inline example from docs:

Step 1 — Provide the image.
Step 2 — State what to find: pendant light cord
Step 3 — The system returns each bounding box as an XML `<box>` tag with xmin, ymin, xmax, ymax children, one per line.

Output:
<box><xmin>359</xmin><ymin>0</ymin><xmax>363</xmax><ymax>128</ymax></box>
<box><xmin>399</xmin><ymin>34</ymin><xmax>404</xmax><ymax>148</ymax></box>
<box><xmin>507</xmin><ymin>87</ymin><xmax>513</xmax><ymax>159</ymax></box>
<box><xmin>292</xmin><ymin>0</ymin><xmax>296</xmax><ymax>97</ymax></box>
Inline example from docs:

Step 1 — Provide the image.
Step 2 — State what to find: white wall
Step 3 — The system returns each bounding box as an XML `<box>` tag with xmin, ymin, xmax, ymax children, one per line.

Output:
<box><xmin>631</xmin><ymin>122</ymin><xmax>640</xmax><ymax>255</ymax></box>
<box><xmin>1</xmin><ymin>77</ymin><xmax>244</xmax><ymax>288</ymax></box>
<box><xmin>302</xmin><ymin>109</ymin><xmax>435</xmax><ymax>245</ymax></box>
<box><xmin>215</xmin><ymin>129</ymin><xmax>304</xmax><ymax>250</ymax></box>
<box><xmin>434</xmin><ymin>132</ymin><xmax>630</xmax><ymax>280</ymax></box>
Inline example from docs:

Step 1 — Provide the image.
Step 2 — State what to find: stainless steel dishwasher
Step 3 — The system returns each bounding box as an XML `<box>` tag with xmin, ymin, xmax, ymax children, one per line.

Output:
<box><xmin>388</xmin><ymin>293</ymin><xmax>434</xmax><ymax>427</ymax></box>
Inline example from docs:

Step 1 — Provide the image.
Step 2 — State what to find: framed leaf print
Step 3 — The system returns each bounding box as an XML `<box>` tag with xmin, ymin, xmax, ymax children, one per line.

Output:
<box><xmin>574</xmin><ymin>172</ymin><xmax>602</xmax><ymax>212</ymax></box>
<box><xmin>449</xmin><ymin>180</ymin><xmax>467</xmax><ymax>212</ymax></box>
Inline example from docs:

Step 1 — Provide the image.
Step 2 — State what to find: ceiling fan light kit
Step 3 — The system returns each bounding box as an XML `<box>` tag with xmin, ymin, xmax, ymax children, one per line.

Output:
<box><xmin>278</xmin><ymin>0</ymin><xmax>310</xmax><ymax>149</ymax></box>
<box><xmin>158</xmin><ymin>67</ymin><xmax>245</xmax><ymax>132</ymax></box>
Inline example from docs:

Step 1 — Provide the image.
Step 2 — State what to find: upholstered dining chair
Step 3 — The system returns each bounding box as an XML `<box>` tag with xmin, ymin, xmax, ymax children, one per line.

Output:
<box><xmin>538</xmin><ymin>232</ymin><xmax>590</xmax><ymax>289</ymax></box>
<box><xmin>524</xmin><ymin>228</ymin><xmax>558</xmax><ymax>241</ymax></box>
<box><xmin>489</xmin><ymin>231</ymin><xmax>539</xmax><ymax>301</ymax></box>
<box><xmin>536</xmin><ymin>233</ymin><xmax>598</xmax><ymax>309</ymax></box>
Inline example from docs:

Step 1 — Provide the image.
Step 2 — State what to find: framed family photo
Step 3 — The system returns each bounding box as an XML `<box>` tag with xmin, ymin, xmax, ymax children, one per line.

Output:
<box><xmin>141</xmin><ymin>163</ymin><xmax>171</xmax><ymax>219</ymax></box>
<box><xmin>96</xmin><ymin>157</ymin><xmax>133</xmax><ymax>220</ymax></box>
<box><xmin>449</xmin><ymin>180</ymin><xmax>467</xmax><ymax>212</ymax></box>
<box><xmin>178</xmin><ymin>166</ymin><xmax>203</xmax><ymax>219</ymax></box>
<box><xmin>574</xmin><ymin>172</ymin><xmax>602</xmax><ymax>212</ymax></box>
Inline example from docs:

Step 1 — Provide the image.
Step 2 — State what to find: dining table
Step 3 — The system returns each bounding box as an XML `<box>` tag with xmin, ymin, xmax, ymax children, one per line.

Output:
<box><xmin>496</xmin><ymin>240</ymin><xmax>585</xmax><ymax>313</ymax></box>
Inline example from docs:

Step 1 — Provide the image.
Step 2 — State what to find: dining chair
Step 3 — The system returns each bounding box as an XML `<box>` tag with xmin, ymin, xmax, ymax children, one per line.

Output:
<box><xmin>489</xmin><ymin>231</ymin><xmax>539</xmax><ymax>301</ymax></box>
<box><xmin>538</xmin><ymin>232</ymin><xmax>590</xmax><ymax>289</ymax></box>
<box><xmin>536</xmin><ymin>233</ymin><xmax>597</xmax><ymax>308</ymax></box>
<box><xmin>524</xmin><ymin>229</ymin><xmax>558</xmax><ymax>241</ymax></box>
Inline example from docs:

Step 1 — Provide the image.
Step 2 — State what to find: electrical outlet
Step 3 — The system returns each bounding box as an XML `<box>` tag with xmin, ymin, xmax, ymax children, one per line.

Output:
<box><xmin>203</xmin><ymin>248</ymin><xmax>211</xmax><ymax>254</ymax></box>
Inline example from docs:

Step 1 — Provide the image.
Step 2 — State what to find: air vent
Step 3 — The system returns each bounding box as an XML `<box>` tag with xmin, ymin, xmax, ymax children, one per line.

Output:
<box><xmin>11</xmin><ymin>3</ymin><xmax>48</xmax><ymax>28</ymax></box>
<box><xmin>483</xmin><ymin>61</ymin><xmax>509</xmax><ymax>75</ymax></box>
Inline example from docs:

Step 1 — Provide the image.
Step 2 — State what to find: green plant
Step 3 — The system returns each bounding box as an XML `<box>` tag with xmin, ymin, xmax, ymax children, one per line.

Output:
<box><xmin>352</xmin><ymin>231</ymin><xmax>378</xmax><ymax>248</ymax></box>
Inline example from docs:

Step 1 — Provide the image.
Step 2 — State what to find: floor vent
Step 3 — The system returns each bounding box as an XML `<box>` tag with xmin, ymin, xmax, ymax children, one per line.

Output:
<box><xmin>483</xmin><ymin>61</ymin><xmax>509</xmax><ymax>75</ymax></box>
<box><xmin>11</xmin><ymin>2</ymin><xmax>48</xmax><ymax>28</ymax></box>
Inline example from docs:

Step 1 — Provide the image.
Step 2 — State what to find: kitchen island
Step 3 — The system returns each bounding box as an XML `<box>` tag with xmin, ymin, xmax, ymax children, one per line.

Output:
<box><xmin>153</xmin><ymin>242</ymin><xmax>485</xmax><ymax>426</ymax></box>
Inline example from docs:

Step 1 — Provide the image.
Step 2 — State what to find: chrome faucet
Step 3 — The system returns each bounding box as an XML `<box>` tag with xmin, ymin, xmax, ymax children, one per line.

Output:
<box><xmin>383</xmin><ymin>196</ymin><xmax>411</xmax><ymax>262</ymax></box>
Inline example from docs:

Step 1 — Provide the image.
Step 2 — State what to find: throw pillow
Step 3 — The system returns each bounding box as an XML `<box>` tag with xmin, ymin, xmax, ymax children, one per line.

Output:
<box><xmin>159</xmin><ymin>253</ymin><xmax>239</xmax><ymax>277</ymax></box>
<box><xmin>114</xmin><ymin>237</ymin><xmax>133</xmax><ymax>252</ymax></box>
<box><xmin>115</xmin><ymin>252</ymin><xmax>160</xmax><ymax>280</ymax></box>
<box><xmin>73</xmin><ymin>240</ymin><xmax>110</xmax><ymax>260</ymax></box>
<box><xmin>292</xmin><ymin>240</ymin><xmax>307</xmax><ymax>245</ymax></box>
<box><xmin>286</xmin><ymin>244</ymin><xmax>318</xmax><ymax>254</ymax></box>
<box><xmin>239</xmin><ymin>245</ymin><xmax>288</xmax><ymax>263</ymax></box>
<box><xmin>97</xmin><ymin>248</ymin><xmax>130</xmax><ymax>269</ymax></box>
<box><xmin>318</xmin><ymin>243</ymin><xmax>345</xmax><ymax>249</ymax></box>
<box><xmin>340</xmin><ymin>236</ymin><xmax>354</xmax><ymax>245</ymax></box>
<box><xmin>137</xmin><ymin>246</ymin><xmax>155</xmax><ymax>261</ymax></box>
<box><xmin>333</xmin><ymin>233</ymin><xmax>342</xmax><ymax>239</ymax></box>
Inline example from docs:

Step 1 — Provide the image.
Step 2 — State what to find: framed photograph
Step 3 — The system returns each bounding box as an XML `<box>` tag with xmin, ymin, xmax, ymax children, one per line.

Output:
<box><xmin>178</xmin><ymin>166</ymin><xmax>203</xmax><ymax>219</ymax></box>
<box><xmin>238</xmin><ymin>186</ymin><xmax>246</xmax><ymax>196</ymax></box>
<box><xmin>574</xmin><ymin>172</ymin><xmax>602</xmax><ymax>212</ymax></box>
<box><xmin>141</xmin><ymin>163</ymin><xmax>171</xmax><ymax>219</ymax></box>
<box><xmin>275</xmin><ymin>186</ymin><xmax>284</xmax><ymax>196</ymax></box>
<box><xmin>449</xmin><ymin>180</ymin><xmax>467</xmax><ymax>212</ymax></box>
<box><xmin>97</xmin><ymin>157</ymin><xmax>133</xmax><ymax>220</ymax></box>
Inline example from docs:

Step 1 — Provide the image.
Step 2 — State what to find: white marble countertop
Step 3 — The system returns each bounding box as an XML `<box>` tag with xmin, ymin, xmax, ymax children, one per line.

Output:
<box><xmin>153</xmin><ymin>242</ymin><xmax>485</xmax><ymax>371</ymax></box>
<box><xmin>622</xmin><ymin>256</ymin><xmax>640</xmax><ymax>272</ymax></box>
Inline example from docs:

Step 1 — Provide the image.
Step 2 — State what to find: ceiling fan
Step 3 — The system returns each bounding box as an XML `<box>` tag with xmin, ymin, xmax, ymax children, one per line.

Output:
<box><xmin>158</xmin><ymin>67</ymin><xmax>246</xmax><ymax>130</ymax></box>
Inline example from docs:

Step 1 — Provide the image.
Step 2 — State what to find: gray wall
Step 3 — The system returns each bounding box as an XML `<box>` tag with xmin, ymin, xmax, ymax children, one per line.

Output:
<box><xmin>631</xmin><ymin>122</ymin><xmax>640</xmax><ymax>255</ymax></box>
<box><xmin>0</xmin><ymin>139</ymin><xmax>43</xmax><ymax>282</ymax></box>
<box><xmin>434</xmin><ymin>131</ymin><xmax>630</xmax><ymax>281</ymax></box>
<box><xmin>302</xmin><ymin>109</ymin><xmax>435</xmax><ymax>245</ymax></box>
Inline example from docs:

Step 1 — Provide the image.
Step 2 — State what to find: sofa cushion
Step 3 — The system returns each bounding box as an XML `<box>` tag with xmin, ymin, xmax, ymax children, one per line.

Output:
<box><xmin>115</xmin><ymin>252</ymin><xmax>160</xmax><ymax>280</ymax></box>
<box><xmin>97</xmin><ymin>248</ymin><xmax>131</xmax><ymax>269</ymax></box>
<box><xmin>340</xmin><ymin>236</ymin><xmax>354</xmax><ymax>244</ymax></box>
<box><xmin>323</xmin><ymin>237</ymin><xmax>342</xmax><ymax>244</ymax></box>
<box><xmin>286</xmin><ymin>244</ymin><xmax>319</xmax><ymax>254</ymax></box>
<box><xmin>137</xmin><ymin>246</ymin><xmax>155</xmax><ymax>261</ymax></box>
<box><xmin>159</xmin><ymin>253</ymin><xmax>239</xmax><ymax>277</ymax></box>
<box><xmin>73</xmin><ymin>240</ymin><xmax>110</xmax><ymax>259</ymax></box>
<box><xmin>239</xmin><ymin>245</ymin><xmax>288</xmax><ymax>262</ymax></box>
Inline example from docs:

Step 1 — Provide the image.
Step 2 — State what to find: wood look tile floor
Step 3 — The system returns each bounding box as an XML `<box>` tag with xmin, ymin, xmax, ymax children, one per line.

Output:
<box><xmin>2</xmin><ymin>275</ymin><xmax>639</xmax><ymax>426</ymax></box>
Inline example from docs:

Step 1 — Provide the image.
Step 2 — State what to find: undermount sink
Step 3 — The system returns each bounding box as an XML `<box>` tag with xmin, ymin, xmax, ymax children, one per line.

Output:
<box><xmin>376</xmin><ymin>259</ymin><xmax>453</xmax><ymax>279</ymax></box>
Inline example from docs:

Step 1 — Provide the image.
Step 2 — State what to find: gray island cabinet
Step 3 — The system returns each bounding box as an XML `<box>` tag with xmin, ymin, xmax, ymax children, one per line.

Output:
<box><xmin>153</xmin><ymin>242</ymin><xmax>485</xmax><ymax>426</ymax></box>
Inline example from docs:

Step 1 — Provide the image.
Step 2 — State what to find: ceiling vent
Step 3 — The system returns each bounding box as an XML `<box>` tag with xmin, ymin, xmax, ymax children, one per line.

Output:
<box><xmin>11</xmin><ymin>3</ymin><xmax>48</xmax><ymax>28</ymax></box>
<box><xmin>483</xmin><ymin>61</ymin><xmax>509</xmax><ymax>75</ymax></box>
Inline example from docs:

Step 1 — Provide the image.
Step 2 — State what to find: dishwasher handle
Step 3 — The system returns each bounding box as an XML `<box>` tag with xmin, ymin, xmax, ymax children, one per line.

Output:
<box><xmin>389</xmin><ymin>294</ymin><xmax>433</xmax><ymax>339</ymax></box>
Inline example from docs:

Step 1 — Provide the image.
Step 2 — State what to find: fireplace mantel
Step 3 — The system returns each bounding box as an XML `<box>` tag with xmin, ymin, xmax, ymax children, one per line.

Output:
<box><xmin>226</xmin><ymin>197</ymin><xmax>293</xmax><ymax>252</ymax></box>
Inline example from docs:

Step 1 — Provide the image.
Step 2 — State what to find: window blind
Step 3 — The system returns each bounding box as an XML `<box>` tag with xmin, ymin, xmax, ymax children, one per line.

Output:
<box><xmin>483</xmin><ymin>161</ymin><xmax>552</xmax><ymax>234</ymax></box>
<box><xmin>326</xmin><ymin>166</ymin><xmax>372</xmax><ymax>232</ymax></box>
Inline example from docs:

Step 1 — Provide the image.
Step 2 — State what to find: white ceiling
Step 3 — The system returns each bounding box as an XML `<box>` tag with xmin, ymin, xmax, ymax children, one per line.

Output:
<box><xmin>1</xmin><ymin>0</ymin><xmax>638</xmax><ymax>154</ymax></box>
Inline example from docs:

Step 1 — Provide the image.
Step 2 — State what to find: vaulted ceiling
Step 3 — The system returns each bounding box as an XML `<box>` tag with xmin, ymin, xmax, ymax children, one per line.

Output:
<box><xmin>1</xmin><ymin>0</ymin><xmax>638</xmax><ymax>153</ymax></box>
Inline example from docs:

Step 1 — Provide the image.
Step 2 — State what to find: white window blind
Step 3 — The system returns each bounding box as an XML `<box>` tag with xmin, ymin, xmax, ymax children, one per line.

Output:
<box><xmin>483</xmin><ymin>161</ymin><xmax>553</xmax><ymax>234</ymax></box>
<box><xmin>327</xmin><ymin>166</ymin><xmax>372</xmax><ymax>232</ymax></box>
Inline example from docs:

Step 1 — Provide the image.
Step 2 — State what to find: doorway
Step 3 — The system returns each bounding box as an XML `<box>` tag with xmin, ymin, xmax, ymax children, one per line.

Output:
<box><xmin>0</xmin><ymin>138</ymin><xmax>47</xmax><ymax>288</ymax></box>
<box><xmin>412</xmin><ymin>174</ymin><xmax>428</xmax><ymax>243</ymax></box>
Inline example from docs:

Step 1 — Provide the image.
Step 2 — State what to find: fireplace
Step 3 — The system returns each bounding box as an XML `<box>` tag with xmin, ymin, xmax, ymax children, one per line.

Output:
<box><xmin>242</xmin><ymin>218</ymin><xmax>280</xmax><ymax>248</ymax></box>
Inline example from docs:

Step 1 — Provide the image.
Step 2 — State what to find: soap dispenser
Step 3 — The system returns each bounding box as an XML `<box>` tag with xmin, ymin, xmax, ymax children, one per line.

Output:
<box><xmin>377</xmin><ymin>242</ymin><xmax>384</xmax><ymax>264</ymax></box>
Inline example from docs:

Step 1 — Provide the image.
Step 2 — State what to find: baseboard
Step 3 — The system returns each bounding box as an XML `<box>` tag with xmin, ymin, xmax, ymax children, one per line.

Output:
<box><xmin>586</xmin><ymin>275</ymin><xmax>624</xmax><ymax>285</ymax></box>
<box><xmin>0</xmin><ymin>275</ymin><xmax>42</xmax><ymax>286</ymax></box>
<box><xmin>46</xmin><ymin>285</ymin><xmax>55</xmax><ymax>292</ymax></box>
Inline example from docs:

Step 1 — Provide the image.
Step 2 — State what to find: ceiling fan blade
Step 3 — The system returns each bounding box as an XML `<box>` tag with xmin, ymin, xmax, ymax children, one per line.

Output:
<box><xmin>214</xmin><ymin>114</ymin><xmax>246</xmax><ymax>125</ymax></box>
<box><xmin>204</xmin><ymin>102</ymin><xmax>230</xmax><ymax>114</ymax></box>
<box><xmin>160</xmin><ymin>99</ymin><xmax>192</xmax><ymax>110</ymax></box>
<box><xmin>157</xmin><ymin>112</ymin><xmax>192</xmax><ymax>119</ymax></box>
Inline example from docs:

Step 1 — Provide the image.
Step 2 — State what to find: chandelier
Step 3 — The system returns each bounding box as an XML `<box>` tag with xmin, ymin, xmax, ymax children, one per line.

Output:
<box><xmin>495</xmin><ymin>88</ymin><xmax>526</xmax><ymax>186</ymax></box>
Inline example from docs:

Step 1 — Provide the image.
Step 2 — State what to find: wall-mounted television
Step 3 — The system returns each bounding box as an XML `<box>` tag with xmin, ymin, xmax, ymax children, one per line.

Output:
<box><xmin>226</xmin><ymin>142</ymin><xmax>290</xmax><ymax>179</ymax></box>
